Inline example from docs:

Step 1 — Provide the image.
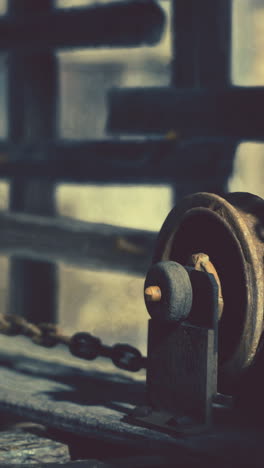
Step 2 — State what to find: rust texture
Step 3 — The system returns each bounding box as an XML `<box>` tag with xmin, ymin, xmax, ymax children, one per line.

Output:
<box><xmin>188</xmin><ymin>252</ymin><xmax>224</xmax><ymax>320</ymax></box>
<box><xmin>152</xmin><ymin>192</ymin><xmax>264</xmax><ymax>394</ymax></box>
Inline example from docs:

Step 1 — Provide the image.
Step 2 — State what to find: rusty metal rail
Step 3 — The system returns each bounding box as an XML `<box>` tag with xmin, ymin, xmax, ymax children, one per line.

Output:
<box><xmin>0</xmin><ymin>210</ymin><xmax>155</xmax><ymax>276</ymax></box>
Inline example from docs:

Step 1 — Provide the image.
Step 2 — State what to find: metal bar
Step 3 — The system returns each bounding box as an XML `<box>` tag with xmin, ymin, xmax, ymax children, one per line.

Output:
<box><xmin>171</xmin><ymin>0</ymin><xmax>231</xmax><ymax>88</ymax></box>
<box><xmin>4</xmin><ymin>1</ymin><xmax>165</xmax><ymax>51</ymax></box>
<box><xmin>196</xmin><ymin>0</ymin><xmax>231</xmax><ymax>88</ymax></box>
<box><xmin>171</xmin><ymin>0</ymin><xmax>198</xmax><ymax>88</ymax></box>
<box><xmin>170</xmin><ymin>0</ymin><xmax>232</xmax><ymax>199</ymax></box>
<box><xmin>0</xmin><ymin>138</ymin><xmax>236</xmax><ymax>184</ymax></box>
<box><xmin>8</xmin><ymin>1</ymin><xmax>57</xmax><ymax>324</ymax></box>
<box><xmin>0</xmin><ymin>211</ymin><xmax>155</xmax><ymax>277</ymax></box>
<box><xmin>108</xmin><ymin>86</ymin><xmax>264</xmax><ymax>139</ymax></box>
<box><xmin>0</xmin><ymin>138</ymin><xmax>174</xmax><ymax>162</ymax></box>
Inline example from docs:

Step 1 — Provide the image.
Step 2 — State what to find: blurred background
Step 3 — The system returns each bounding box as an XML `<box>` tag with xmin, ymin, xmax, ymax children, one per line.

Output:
<box><xmin>0</xmin><ymin>0</ymin><xmax>263</xmax><ymax>355</ymax></box>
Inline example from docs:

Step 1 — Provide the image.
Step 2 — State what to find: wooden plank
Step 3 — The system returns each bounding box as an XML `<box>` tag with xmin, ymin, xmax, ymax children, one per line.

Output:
<box><xmin>3</xmin><ymin>1</ymin><xmax>165</xmax><ymax>50</ymax></box>
<box><xmin>108</xmin><ymin>86</ymin><xmax>264</xmax><ymax>139</ymax></box>
<box><xmin>0</xmin><ymin>336</ymin><xmax>263</xmax><ymax>467</ymax></box>
<box><xmin>0</xmin><ymin>428</ymin><xmax>69</xmax><ymax>465</ymax></box>
<box><xmin>0</xmin><ymin>211</ymin><xmax>156</xmax><ymax>276</ymax></box>
<box><xmin>0</xmin><ymin>335</ymin><xmax>173</xmax><ymax>447</ymax></box>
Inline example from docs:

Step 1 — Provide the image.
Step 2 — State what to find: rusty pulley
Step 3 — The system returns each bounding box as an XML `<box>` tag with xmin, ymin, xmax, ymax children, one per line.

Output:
<box><xmin>146</xmin><ymin>192</ymin><xmax>264</xmax><ymax>395</ymax></box>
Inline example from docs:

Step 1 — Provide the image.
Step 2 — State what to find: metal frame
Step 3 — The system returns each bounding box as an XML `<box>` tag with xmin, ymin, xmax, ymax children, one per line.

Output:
<box><xmin>0</xmin><ymin>0</ymin><xmax>257</xmax><ymax>326</ymax></box>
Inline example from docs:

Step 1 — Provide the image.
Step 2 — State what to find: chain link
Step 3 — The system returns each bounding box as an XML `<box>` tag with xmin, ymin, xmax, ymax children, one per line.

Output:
<box><xmin>0</xmin><ymin>313</ymin><xmax>146</xmax><ymax>372</ymax></box>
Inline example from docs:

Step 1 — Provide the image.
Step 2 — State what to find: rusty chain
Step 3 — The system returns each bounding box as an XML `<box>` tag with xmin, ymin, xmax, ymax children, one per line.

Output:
<box><xmin>0</xmin><ymin>313</ymin><xmax>146</xmax><ymax>372</ymax></box>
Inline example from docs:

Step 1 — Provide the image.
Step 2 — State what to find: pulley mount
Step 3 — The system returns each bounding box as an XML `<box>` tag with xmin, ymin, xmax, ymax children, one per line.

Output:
<box><xmin>126</xmin><ymin>192</ymin><xmax>264</xmax><ymax>434</ymax></box>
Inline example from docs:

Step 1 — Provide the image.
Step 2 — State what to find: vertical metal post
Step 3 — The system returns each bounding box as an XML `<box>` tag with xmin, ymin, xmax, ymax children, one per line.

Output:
<box><xmin>171</xmin><ymin>0</ymin><xmax>198</xmax><ymax>88</ymax></box>
<box><xmin>7</xmin><ymin>1</ymin><xmax>57</xmax><ymax>323</ymax></box>
<box><xmin>171</xmin><ymin>0</ymin><xmax>231</xmax><ymax>89</ymax></box>
<box><xmin>171</xmin><ymin>0</ymin><xmax>234</xmax><ymax>201</ymax></box>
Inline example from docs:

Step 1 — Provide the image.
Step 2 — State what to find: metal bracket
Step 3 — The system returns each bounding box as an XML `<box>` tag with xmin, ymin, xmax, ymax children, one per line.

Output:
<box><xmin>127</xmin><ymin>270</ymin><xmax>218</xmax><ymax>435</ymax></box>
<box><xmin>124</xmin><ymin>406</ymin><xmax>210</xmax><ymax>436</ymax></box>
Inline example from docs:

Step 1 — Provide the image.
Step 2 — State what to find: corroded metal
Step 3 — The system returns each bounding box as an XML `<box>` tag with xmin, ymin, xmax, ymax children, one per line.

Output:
<box><xmin>0</xmin><ymin>313</ymin><xmax>146</xmax><ymax>372</ymax></box>
<box><xmin>144</xmin><ymin>286</ymin><xmax>162</xmax><ymax>303</ymax></box>
<box><xmin>144</xmin><ymin>253</ymin><xmax>223</xmax><ymax>315</ymax></box>
<box><xmin>153</xmin><ymin>192</ymin><xmax>264</xmax><ymax>394</ymax></box>
<box><xmin>188</xmin><ymin>252</ymin><xmax>224</xmax><ymax>320</ymax></box>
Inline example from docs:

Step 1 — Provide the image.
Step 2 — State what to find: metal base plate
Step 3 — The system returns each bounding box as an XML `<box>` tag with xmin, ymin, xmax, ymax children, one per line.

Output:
<box><xmin>124</xmin><ymin>407</ymin><xmax>209</xmax><ymax>436</ymax></box>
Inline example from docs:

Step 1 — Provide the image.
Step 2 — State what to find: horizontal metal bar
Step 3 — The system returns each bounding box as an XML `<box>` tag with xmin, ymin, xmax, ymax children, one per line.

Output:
<box><xmin>0</xmin><ymin>211</ymin><xmax>156</xmax><ymax>276</ymax></box>
<box><xmin>3</xmin><ymin>1</ymin><xmax>165</xmax><ymax>50</ymax></box>
<box><xmin>0</xmin><ymin>138</ymin><xmax>236</xmax><ymax>183</ymax></box>
<box><xmin>0</xmin><ymin>138</ymin><xmax>172</xmax><ymax>161</ymax></box>
<box><xmin>108</xmin><ymin>86</ymin><xmax>264</xmax><ymax>139</ymax></box>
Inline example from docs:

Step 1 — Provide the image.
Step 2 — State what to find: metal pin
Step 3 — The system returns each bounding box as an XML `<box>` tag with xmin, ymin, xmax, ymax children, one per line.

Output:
<box><xmin>144</xmin><ymin>285</ymin><xmax>162</xmax><ymax>302</ymax></box>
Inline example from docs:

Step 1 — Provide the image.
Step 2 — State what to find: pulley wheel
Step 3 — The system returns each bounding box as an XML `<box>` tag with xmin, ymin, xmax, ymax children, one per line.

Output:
<box><xmin>152</xmin><ymin>192</ymin><xmax>264</xmax><ymax>394</ymax></box>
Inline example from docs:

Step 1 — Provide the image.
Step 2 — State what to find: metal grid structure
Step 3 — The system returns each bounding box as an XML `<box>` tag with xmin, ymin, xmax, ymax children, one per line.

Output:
<box><xmin>0</xmin><ymin>0</ymin><xmax>241</xmax><ymax>327</ymax></box>
<box><xmin>0</xmin><ymin>2</ymin><xmax>263</xmax><ymax>466</ymax></box>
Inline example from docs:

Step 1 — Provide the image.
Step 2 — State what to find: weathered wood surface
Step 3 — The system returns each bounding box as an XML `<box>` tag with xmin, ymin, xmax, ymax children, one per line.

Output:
<box><xmin>0</xmin><ymin>336</ymin><xmax>263</xmax><ymax>466</ymax></box>
<box><xmin>4</xmin><ymin>1</ymin><xmax>165</xmax><ymax>50</ymax></box>
<box><xmin>0</xmin><ymin>427</ymin><xmax>69</xmax><ymax>465</ymax></box>
<box><xmin>0</xmin><ymin>211</ymin><xmax>156</xmax><ymax>276</ymax></box>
